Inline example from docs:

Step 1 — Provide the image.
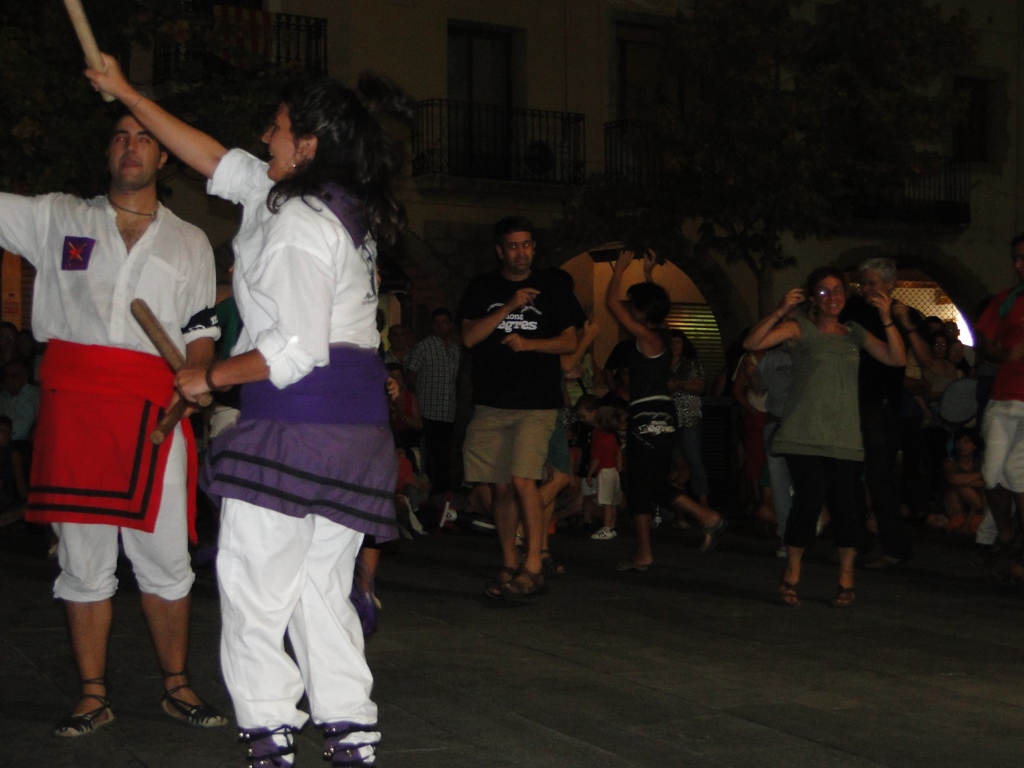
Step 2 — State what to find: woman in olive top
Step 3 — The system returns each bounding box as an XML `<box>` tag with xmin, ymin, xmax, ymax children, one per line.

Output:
<box><xmin>744</xmin><ymin>267</ymin><xmax>905</xmax><ymax>607</ymax></box>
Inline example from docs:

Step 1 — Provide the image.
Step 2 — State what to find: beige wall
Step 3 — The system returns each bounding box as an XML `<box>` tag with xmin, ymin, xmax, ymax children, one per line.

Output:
<box><xmin>162</xmin><ymin>0</ymin><xmax>1023</xmax><ymax>342</ymax></box>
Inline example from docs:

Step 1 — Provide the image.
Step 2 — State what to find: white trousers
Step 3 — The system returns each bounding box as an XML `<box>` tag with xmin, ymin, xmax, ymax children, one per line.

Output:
<box><xmin>218</xmin><ymin>499</ymin><xmax>376</xmax><ymax>731</ymax></box>
<box><xmin>982</xmin><ymin>399</ymin><xmax>1024</xmax><ymax>493</ymax></box>
<box><xmin>53</xmin><ymin>427</ymin><xmax>193</xmax><ymax>602</ymax></box>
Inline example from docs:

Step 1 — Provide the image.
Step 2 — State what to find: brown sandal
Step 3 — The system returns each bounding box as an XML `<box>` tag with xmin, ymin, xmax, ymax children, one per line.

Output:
<box><xmin>483</xmin><ymin>565</ymin><xmax>519</xmax><ymax>600</ymax></box>
<box><xmin>778</xmin><ymin>580</ymin><xmax>801</xmax><ymax>607</ymax></box>
<box><xmin>502</xmin><ymin>568</ymin><xmax>546</xmax><ymax>597</ymax></box>
<box><xmin>831</xmin><ymin>586</ymin><xmax>856</xmax><ymax>608</ymax></box>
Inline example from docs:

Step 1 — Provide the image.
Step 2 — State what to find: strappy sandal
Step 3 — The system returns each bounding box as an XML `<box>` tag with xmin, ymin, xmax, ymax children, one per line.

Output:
<box><xmin>502</xmin><ymin>568</ymin><xmax>546</xmax><ymax>597</ymax></box>
<box><xmin>540</xmin><ymin>550</ymin><xmax>566</xmax><ymax>577</ymax></box>
<box><xmin>483</xmin><ymin>565</ymin><xmax>519</xmax><ymax>600</ymax></box>
<box><xmin>778</xmin><ymin>580</ymin><xmax>801</xmax><ymax>608</ymax></box>
<box><xmin>831</xmin><ymin>586</ymin><xmax>856</xmax><ymax>608</ymax></box>
<box><xmin>160</xmin><ymin>669</ymin><xmax>228</xmax><ymax>727</ymax></box>
<box><xmin>54</xmin><ymin>677</ymin><xmax>114</xmax><ymax>737</ymax></box>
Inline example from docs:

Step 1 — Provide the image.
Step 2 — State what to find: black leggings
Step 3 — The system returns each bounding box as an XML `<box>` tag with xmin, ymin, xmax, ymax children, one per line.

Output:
<box><xmin>783</xmin><ymin>454</ymin><xmax>860</xmax><ymax>549</ymax></box>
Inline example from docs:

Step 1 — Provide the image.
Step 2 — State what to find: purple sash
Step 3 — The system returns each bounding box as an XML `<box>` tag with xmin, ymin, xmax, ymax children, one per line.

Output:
<box><xmin>240</xmin><ymin>345</ymin><xmax>388</xmax><ymax>425</ymax></box>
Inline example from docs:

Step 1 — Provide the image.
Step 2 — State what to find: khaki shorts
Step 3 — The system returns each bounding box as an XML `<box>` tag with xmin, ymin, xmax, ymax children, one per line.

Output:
<box><xmin>595</xmin><ymin>467</ymin><xmax>622</xmax><ymax>507</ymax></box>
<box><xmin>463</xmin><ymin>406</ymin><xmax>558</xmax><ymax>483</ymax></box>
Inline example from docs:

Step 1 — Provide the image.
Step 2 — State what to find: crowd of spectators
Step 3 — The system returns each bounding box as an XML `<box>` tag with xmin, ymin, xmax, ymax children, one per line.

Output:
<box><xmin>6</xmin><ymin>243</ymin><xmax>1023</xmax><ymax>605</ymax></box>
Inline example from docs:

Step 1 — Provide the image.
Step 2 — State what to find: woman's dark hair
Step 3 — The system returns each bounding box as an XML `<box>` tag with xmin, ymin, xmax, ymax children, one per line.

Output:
<box><xmin>953</xmin><ymin>426</ymin><xmax>983</xmax><ymax>452</ymax></box>
<box><xmin>670</xmin><ymin>329</ymin><xmax>698</xmax><ymax>359</ymax></box>
<box><xmin>267</xmin><ymin>73</ymin><xmax>414</xmax><ymax>250</ymax></box>
<box><xmin>804</xmin><ymin>266</ymin><xmax>846</xmax><ymax>296</ymax></box>
<box><xmin>625</xmin><ymin>282</ymin><xmax>670</xmax><ymax>326</ymax></box>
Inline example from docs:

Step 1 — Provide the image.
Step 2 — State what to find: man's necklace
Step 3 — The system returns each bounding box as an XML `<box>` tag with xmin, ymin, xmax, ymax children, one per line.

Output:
<box><xmin>108</xmin><ymin>197</ymin><xmax>157</xmax><ymax>218</ymax></box>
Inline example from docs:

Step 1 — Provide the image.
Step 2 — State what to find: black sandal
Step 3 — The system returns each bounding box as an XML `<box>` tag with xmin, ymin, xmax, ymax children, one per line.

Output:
<box><xmin>540</xmin><ymin>550</ymin><xmax>566</xmax><ymax>577</ymax></box>
<box><xmin>160</xmin><ymin>669</ymin><xmax>228</xmax><ymax>727</ymax></box>
<box><xmin>54</xmin><ymin>677</ymin><xmax>114</xmax><ymax>737</ymax></box>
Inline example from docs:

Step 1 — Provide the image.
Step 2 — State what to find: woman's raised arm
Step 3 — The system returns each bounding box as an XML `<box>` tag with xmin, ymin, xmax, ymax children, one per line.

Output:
<box><xmin>86</xmin><ymin>53</ymin><xmax>228</xmax><ymax>179</ymax></box>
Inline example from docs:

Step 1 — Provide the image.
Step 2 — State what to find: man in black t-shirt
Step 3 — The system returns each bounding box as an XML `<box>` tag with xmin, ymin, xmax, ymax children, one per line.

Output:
<box><xmin>841</xmin><ymin>257</ymin><xmax>930</xmax><ymax>568</ymax></box>
<box><xmin>456</xmin><ymin>217</ymin><xmax>579</xmax><ymax>598</ymax></box>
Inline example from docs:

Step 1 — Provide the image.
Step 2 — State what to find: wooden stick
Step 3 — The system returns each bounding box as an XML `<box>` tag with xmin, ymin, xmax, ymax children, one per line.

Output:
<box><xmin>131</xmin><ymin>298</ymin><xmax>187</xmax><ymax>371</ymax></box>
<box><xmin>151</xmin><ymin>399</ymin><xmax>190</xmax><ymax>446</ymax></box>
<box><xmin>62</xmin><ymin>0</ymin><xmax>116</xmax><ymax>103</ymax></box>
<box><xmin>130</xmin><ymin>298</ymin><xmax>213</xmax><ymax>444</ymax></box>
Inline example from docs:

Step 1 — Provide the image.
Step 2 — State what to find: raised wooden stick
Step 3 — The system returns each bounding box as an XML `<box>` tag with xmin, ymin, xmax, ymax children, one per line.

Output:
<box><xmin>130</xmin><ymin>298</ymin><xmax>213</xmax><ymax>445</ymax></box>
<box><xmin>62</xmin><ymin>0</ymin><xmax>116</xmax><ymax>103</ymax></box>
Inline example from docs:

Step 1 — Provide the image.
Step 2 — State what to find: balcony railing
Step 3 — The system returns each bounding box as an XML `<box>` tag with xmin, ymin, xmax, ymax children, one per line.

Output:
<box><xmin>854</xmin><ymin>158</ymin><xmax>971</xmax><ymax>227</ymax></box>
<box><xmin>412</xmin><ymin>100</ymin><xmax>585</xmax><ymax>184</ymax></box>
<box><xmin>152</xmin><ymin>4</ymin><xmax>327</xmax><ymax>84</ymax></box>
<box><xmin>607</xmin><ymin>120</ymin><xmax>971</xmax><ymax>227</ymax></box>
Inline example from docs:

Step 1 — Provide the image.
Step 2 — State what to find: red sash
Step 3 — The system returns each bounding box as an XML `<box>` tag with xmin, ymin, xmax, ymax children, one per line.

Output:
<box><xmin>25</xmin><ymin>340</ymin><xmax>199</xmax><ymax>542</ymax></box>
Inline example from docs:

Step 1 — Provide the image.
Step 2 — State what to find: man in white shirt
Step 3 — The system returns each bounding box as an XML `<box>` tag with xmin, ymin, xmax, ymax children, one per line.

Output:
<box><xmin>0</xmin><ymin>113</ymin><xmax>224</xmax><ymax>737</ymax></box>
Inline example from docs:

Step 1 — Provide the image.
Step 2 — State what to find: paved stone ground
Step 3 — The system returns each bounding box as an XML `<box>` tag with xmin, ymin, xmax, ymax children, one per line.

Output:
<box><xmin>3</xmin><ymin>520</ymin><xmax>1023</xmax><ymax>767</ymax></box>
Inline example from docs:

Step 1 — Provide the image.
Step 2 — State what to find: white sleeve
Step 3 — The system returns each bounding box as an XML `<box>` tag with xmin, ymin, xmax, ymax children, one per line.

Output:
<box><xmin>0</xmin><ymin>193</ymin><xmax>49</xmax><ymax>267</ymax></box>
<box><xmin>207</xmin><ymin>149</ymin><xmax>270</xmax><ymax>205</ymax></box>
<box><xmin>181</xmin><ymin>230</ymin><xmax>220</xmax><ymax>346</ymax></box>
<box><xmin>246</xmin><ymin>236</ymin><xmax>331</xmax><ymax>387</ymax></box>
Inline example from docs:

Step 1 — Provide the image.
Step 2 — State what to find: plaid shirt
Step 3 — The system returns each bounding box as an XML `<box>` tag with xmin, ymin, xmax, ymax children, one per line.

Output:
<box><xmin>406</xmin><ymin>335</ymin><xmax>460</xmax><ymax>422</ymax></box>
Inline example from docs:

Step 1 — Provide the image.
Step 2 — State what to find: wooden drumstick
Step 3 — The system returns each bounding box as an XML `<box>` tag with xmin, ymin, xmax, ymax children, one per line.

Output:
<box><xmin>130</xmin><ymin>299</ymin><xmax>213</xmax><ymax>444</ymax></box>
<box><xmin>63</xmin><ymin>0</ymin><xmax>116</xmax><ymax>103</ymax></box>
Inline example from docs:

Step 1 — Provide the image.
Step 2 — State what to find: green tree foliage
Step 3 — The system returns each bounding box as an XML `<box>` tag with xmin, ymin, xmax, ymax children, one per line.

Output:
<box><xmin>0</xmin><ymin>2</ymin><xmax>288</xmax><ymax>197</ymax></box>
<box><xmin>0</xmin><ymin>2</ymin><xmax>146</xmax><ymax>196</ymax></box>
<box><xmin>555</xmin><ymin>0</ymin><xmax>976</xmax><ymax>314</ymax></box>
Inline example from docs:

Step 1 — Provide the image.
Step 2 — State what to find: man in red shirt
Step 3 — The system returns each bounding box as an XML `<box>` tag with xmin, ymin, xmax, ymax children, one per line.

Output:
<box><xmin>976</xmin><ymin>234</ymin><xmax>1024</xmax><ymax>581</ymax></box>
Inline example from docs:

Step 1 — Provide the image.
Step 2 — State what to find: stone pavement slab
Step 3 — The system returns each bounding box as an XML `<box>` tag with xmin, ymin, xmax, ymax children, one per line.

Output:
<box><xmin>2</xmin><ymin>523</ymin><xmax>1023</xmax><ymax>767</ymax></box>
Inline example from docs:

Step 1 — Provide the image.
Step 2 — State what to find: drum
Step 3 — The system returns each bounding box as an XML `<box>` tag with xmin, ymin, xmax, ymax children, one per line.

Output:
<box><xmin>939</xmin><ymin>378</ymin><xmax>977</xmax><ymax>424</ymax></box>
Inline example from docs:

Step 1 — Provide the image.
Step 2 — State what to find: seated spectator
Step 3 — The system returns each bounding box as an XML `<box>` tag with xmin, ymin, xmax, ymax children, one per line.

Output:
<box><xmin>925</xmin><ymin>428</ymin><xmax>986</xmax><ymax>536</ymax></box>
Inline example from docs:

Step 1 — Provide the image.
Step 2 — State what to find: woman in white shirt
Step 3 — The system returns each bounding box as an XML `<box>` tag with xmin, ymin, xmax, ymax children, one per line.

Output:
<box><xmin>89</xmin><ymin>56</ymin><xmax>410</xmax><ymax>768</ymax></box>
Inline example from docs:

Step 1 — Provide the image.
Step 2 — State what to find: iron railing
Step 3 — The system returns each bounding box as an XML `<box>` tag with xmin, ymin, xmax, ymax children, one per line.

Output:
<box><xmin>606</xmin><ymin>120</ymin><xmax>971</xmax><ymax>227</ymax></box>
<box><xmin>152</xmin><ymin>4</ymin><xmax>327</xmax><ymax>84</ymax></box>
<box><xmin>876</xmin><ymin>157</ymin><xmax>972</xmax><ymax>227</ymax></box>
<box><xmin>412</xmin><ymin>99</ymin><xmax>585</xmax><ymax>184</ymax></box>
